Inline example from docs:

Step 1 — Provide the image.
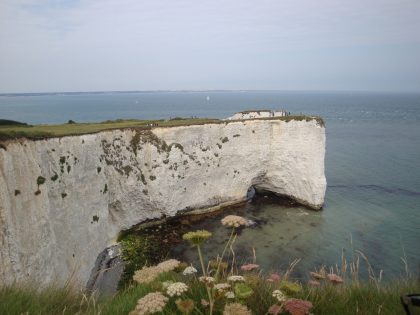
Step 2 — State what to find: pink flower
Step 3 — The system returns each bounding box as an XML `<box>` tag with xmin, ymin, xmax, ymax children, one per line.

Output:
<box><xmin>201</xmin><ymin>299</ymin><xmax>209</xmax><ymax>307</ymax></box>
<box><xmin>267</xmin><ymin>273</ymin><xmax>281</xmax><ymax>282</ymax></box>
<box><xmin>308</xmin><ymin>280</ymin><xmax>320</xmax><ymax>286</ymax></box>
<box><xmin>268</xmin><ymin>304</ymin><xmax>282</xmax><ymax>315</ymax></box>
<box><xmin>241</xmin><ymin>264</ymin><xmax>259</xmax><ymax>271</ymax></box>
<box><xmin>327</xmin><ymin>273</ymin><xmax>344</xmax><ymax>284</ymax></box>
<box><xmin>284</xmin><ymin>299</ymin><xmax>313</xmax><ymax>315</ymax></box>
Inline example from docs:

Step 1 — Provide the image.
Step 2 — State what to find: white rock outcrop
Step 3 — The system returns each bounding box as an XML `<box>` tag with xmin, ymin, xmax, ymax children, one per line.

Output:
<box><xmin>0</xmin><ymin>118</ymin><xmax>326</xmax><ymax>287</ymax></box>
<box><xmin>226</xmin><ymin>110</ymin><xmax>287</xmax><ymax>120</ymax></box>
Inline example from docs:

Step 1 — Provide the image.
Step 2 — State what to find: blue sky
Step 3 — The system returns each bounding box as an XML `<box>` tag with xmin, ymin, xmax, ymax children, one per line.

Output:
<box><xmin>0</xmin><ymin>0</ymin><xmax>419</xmax><ymax>93</ymax></box>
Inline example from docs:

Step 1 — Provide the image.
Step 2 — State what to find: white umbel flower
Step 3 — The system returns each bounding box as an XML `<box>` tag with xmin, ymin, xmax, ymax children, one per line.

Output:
<box><xmin>215</xmin><ymin>283</ymin><xmax>231</xmax><ymax>292</ymax></box>
<box><xmin>166</xmin><ymin>282</ymin><xmax>189</xmax><ymax>297</ymax></box>
<box><xmin>129</xmin><ymin>292</ymin><xmax>168</xmax><ymax>315</ymax></box>
<box><xmin>227</xmin><ymin>275</ymin><xmax>245</xmax><ymax>282</ymax></box>
<box><xmin>157</xmin><ymin>259</ymin><xmax>181</xmax><ymax>272</ymax></box>
<box><xmin>199</xmin><ymin>276</ymin><xmax>215</xmax><ymax>285</ymax></box>
<box><xmin>133</xmin><ymin>266</ymin><xmax>162</xmax><ymax>284</ymax></box>
<box><xmin>182</xmin><ymin>266</ymin><xmax>198</xmax><ymax>275</ymax></box>
<box><xmin>272</xmin><ymin>289</ymin><xmax>287</xmax><ymax>302</ymax></box>
<box><xmin>225</xmin><ymin>291</ymin><xmax>235</xmax><ymax>299</ymax></box>
<box><xmin>221</xmin><ymin>215</ymin><xmax>248</xmax><ymax>227</ymax></box>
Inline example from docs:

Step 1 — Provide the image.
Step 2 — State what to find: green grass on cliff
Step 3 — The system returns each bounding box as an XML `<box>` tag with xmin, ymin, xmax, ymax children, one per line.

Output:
<box><xmin>0</xmin><ymin>118</ymin><xmax>219</xmax><ymax>140</ymax></box>
<box><xmin>0</xmin><ymin>277</ymin><xmax>418</xmax><ymax>315</ymax></box>
<box><xmin>0</xmin><ymin>115</ymin><xmax>324</xmax><ymax>141</ymax></box>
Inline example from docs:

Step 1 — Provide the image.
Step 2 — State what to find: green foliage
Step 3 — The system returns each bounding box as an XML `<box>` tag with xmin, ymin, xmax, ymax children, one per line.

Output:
<box><xmin>234</xmin><ymin>283</ymin><xmax>254</xmax><ymax>299</ymax></box>
<box><xmin>118</xmin><ymin>234</ymin><xmax>165</xmax><ymax>290</ymax></box>
<box><xmin>149</xmin><ymin>175</ymin><xmax>156</xmax><ymax>181</ymax></box>
<box><xmin>50</xmin><ymin>173</ymin><xmax>58</xmax><ymax>181</ymax></box>
<box><xmin>0</xmin><ymin>119</ymin><xmax>28</xmax><ymax>126</ymax></box>
<box><xmin>279</xmin><ymin>280</ymin><xmax>302</xmax><ymax>296</ymax></box>
<box><xmin>36</xmin><ymin>176</ymin><xmax>46</xmax><ymax>186</ymax></box>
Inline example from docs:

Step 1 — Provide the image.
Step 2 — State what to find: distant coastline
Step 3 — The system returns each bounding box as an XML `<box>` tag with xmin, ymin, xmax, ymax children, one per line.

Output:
<box><xmin>1</xmin><ymin>89</ymin><xmax>420</xmax><ymax>97</ymax></box>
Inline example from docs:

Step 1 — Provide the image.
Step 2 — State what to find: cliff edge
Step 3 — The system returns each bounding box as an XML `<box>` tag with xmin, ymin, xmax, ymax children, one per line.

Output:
<box><xmin>0</xmin><ymin>118</ymin><xmax>326</xmax><ymax>286</ymax></box>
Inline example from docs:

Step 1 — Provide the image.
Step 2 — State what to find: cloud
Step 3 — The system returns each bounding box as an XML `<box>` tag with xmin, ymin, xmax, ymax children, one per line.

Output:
<box><xmin>0</xmin><ymin>0</ymin><xmax>420</xmax><ymax>92</ymax></box>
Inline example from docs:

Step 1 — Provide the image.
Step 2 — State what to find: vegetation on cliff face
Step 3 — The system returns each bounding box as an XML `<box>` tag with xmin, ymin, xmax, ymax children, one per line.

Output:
<box><xmin>0</xmin><ymin>116</ymin><xmax>324</xmax><ymax>141</ymax></box>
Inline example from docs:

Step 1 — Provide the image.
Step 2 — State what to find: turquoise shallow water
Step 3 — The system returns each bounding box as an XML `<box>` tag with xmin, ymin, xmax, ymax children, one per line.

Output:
<box><xmin>1</xmin><ymin>91</ymin><xmax>419</xmax><ymax>279</ymax></box>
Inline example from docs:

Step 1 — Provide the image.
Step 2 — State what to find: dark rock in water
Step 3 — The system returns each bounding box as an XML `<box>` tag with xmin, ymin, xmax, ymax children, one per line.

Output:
<box><xmin>86</xmin><ymin>244</ymin><xmax>125</xmax><ymax>296</ymax></box>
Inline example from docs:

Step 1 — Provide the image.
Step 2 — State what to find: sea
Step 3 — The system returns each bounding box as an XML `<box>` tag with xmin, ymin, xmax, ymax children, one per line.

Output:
<box><xmin>1</xmin><ymin>90</ymin><xmax>419</xmax><ymax>280</ymax></box>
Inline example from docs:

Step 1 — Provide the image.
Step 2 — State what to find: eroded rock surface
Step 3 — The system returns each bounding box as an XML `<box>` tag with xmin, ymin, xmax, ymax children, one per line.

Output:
<box><xmin>0</xmin><ymin>118</ymin><xmax>326</xmax><ymax>286</ymax></box>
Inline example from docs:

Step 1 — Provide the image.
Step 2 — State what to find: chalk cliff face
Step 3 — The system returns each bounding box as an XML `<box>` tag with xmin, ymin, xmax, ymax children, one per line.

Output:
<box><xmin>0</xmin><ymin>118</ymin><xmax>326</xmax><ymax>286</ymax></box>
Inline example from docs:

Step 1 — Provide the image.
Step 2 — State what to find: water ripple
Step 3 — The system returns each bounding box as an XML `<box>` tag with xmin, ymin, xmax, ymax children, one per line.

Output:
<box><xmin>328</xmin><ymin>184</ymin><xmax>420</xmax><ymax>196</ymax></box>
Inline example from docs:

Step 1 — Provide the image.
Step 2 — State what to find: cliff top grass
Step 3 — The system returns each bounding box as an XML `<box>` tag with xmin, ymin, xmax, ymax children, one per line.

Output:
<box><xmin>0</xmin><ymin>115</ymin><xmax>324</xmax><ymax>141</ymax></box>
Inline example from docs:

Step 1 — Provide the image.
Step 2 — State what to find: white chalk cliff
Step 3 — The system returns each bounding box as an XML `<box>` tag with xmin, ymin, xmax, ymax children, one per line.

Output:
<box><xmin>0</xmin><ymin>118</ymin><xmax>326</xmax><ymax>286</ymax></box>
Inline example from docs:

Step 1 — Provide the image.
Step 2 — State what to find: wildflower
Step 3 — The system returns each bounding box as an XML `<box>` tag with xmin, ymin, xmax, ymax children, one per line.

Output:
<box><xmin>240</xmin><ymin>263</ymin><xmax>259</xmax><ymax>271</ymax></box>
<box><xmin>182</xmin><ymin>230</ymin><xmax>212</xmax><ymax>245</ymax></box>
<box><xmin>266</xmin><ymin>273</ymin><xmax>281</xmax><ymax>282</ymax></box>
<box><xmin>279</xmin><ymin>281</ymin><xmax>301</xmax><ymax>295</ymax></box>
<box><xmin>133</xmin><ymin>266</ymin><xmax>162</xmax><ymax>284</ymax></box>
<box><xmin>167</xmin><ymin>282</ymin><xmax>189</xmax><ymax>297</ymax></box>
<box><xmin>221</xmin><ymin>215</ymin><xmax>248</xmax><ymax>228</ymax></box>
<box><xmin>227</xmin><ymin>275</ymin><xmax>245</xmax><ymax>282</ymax></box>
<box><xmin>225</xmin><ymin>291</ymin><xmax>235</xmax><ymax>299</ymax></box>
<box><xmin>223</xmin><ymin>303</ymin><xmax>252</xmax><ymax>315</ymax></box>
<box><xmin>129</xmin><ymin>292</ymin><xmax>168</xmax><ymax>315</ymax></box>
<box><xmin>268</xmin><ymin>304</ymin><xmax>283</xmax><ymax>315</ymax></box>
<box><xmin>161</xmin><ymin>281</ymin><xmax>174</xmax><ymax>290</ymax></box>
<box><xmin>234</xmin><ymin>283</ymin><xmax>254</xmax><ymax>299</ymax></box>
<box><xmin>199</xmin><ymin>276</ymin><xmax>215</xmax><ymax>286</ymax></box>
<box><xmin>215</xmin><ymin>282</ymin><xmax>231</xmax><ymax>292</ymax></box>
<box><xmin>201</xmin><ymin>299</ymin><xmax>210</xmax><ymax>307</ymax></box>
<box><xmin>327</xmin><ymin>273</ymin><xmax>344</xmax><ymax>284</ymax></box>
<box><xmin>272</xmin><ymin>289</ymin><xmax>287</xmax><ymax>302</ymax></box>
<box><xmin>182</xmin><ymin>266</ymin><xmax>198</xmax><ymax>275</ymax></box>
<box><xmin>310</xmin><ymin>271</ymin><xmax>325</xmax><ymax>280</ymax></box>
<box><xmin>283</xmin><ymin>299</ymin><xmax>313</xmax><ymax>315</ymax></box>
<box><xmin>308</xmin><ymin>280</ymin><xmax>320</xmax><ymax>286</ymax></box>
<box><xmin>175</xmin><ymin>299</ymin><xmax>194</xmax><ymax>315</ymax></box>
<box><xmin>157</xmin><ymin>259</ymin><xmax>181</xmax><ymax>272</ymax></box>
